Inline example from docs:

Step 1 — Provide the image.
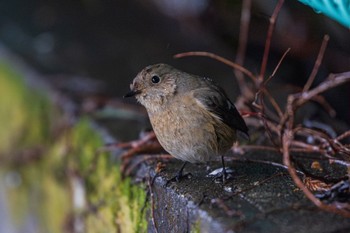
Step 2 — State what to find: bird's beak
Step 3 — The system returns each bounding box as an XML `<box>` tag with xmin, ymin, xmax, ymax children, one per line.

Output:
<box><xmin>123</xmin><ymin>89</ymin><xmax>141</xmax><ymax>98</ymax></box>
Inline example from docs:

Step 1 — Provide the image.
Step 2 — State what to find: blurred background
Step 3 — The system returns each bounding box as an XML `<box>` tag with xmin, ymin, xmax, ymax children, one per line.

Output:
<box><xmin>0</xmin><ymin>0</ymin><xmax>349</xmax><ymax>121</ymax></box>
<box><xmin>0</xmin><ymin>1</ymin><xmax>349</xmax><ymax>232</ymax></box>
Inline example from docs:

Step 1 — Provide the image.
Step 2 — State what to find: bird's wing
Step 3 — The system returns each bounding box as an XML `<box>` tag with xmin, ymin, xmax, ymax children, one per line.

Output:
<box><xmin>192</xmin><ymin>87</ymin><xmax>249</xmax><ymax>138</ymax></box>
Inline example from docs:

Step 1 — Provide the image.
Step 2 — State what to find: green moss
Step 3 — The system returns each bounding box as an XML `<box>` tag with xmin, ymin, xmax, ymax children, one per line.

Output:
<box><xmin>0</xmin><ymin>62</ymin><xmax>29</xmax><ymax>154</ymax></box>
<box><xmin>68</xmin><ymin>119</ymin><xmax>149</xmax><ymax>233</ymax></box>
<box><xmin>0</xmin><ymin>61</ymin><xmax>148</xmax><ymax>232</ymax></box>
<box><xmin>191</xmin><ymin>219</ymin><xmax>201</xmax><ymax>233</ymax></box>
<box><xmin>0</xmin><ymin>62</ymin><xmax>54</xmax><ymax>156</ymax></box>
<box><xmin>6</xmin><ymin>147</ymin><xmax>70</xmax><ymax>233</ymax></box>
<box><xmin>0</xmin><ymin>61</ymin><xmax>69</xmax><ymax>233</ymax></box>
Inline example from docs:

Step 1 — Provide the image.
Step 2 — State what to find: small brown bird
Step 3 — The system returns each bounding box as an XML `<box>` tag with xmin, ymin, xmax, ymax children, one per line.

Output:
<box><xmin>124</xmin><ymin>64</ymin><xmax>248</xmax><ymax>181</ymax></box>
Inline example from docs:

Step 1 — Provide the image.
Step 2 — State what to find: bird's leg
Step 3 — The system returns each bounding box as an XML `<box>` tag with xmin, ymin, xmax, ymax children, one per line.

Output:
<box><xmin>209</xmin><ymin>156</ymin><xmax>234</xmax><ymax>183</ymax></box>
<box><xmin>176</xmin><ymin>161</ymin><xmax>188</xmax><ymax>181</ymax></box>
<box><xmin>166</xmin><ymin>162</ymin><xmax>192</xmax><ymax>184</ymax></box>
<box><xmin>221</xmin><ymin>155</ymin><xmax>228</xmax><ymax>184</ymax></box>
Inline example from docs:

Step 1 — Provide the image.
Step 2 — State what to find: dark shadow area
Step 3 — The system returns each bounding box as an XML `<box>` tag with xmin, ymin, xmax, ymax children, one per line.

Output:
<box><xmin>0</xmin><ymin>0</ymin><xmax>349</xmax><ymax>120</ymax></box>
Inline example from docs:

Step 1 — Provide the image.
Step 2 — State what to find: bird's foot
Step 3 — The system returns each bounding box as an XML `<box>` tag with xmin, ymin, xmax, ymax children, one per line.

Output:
<box><xmin>165</xmin><ymin>171</ymin><xmax>192</xmax><ymax>185</ymax></box>
<box><xmin>208</xmin><ymin>167</ymin><xmax>234</xmax><ymax>184</ymax></box>
<box><xmin>165</xmin><ymin>162</ymin><xmax>192</xmax><ymax>185</ymax></box>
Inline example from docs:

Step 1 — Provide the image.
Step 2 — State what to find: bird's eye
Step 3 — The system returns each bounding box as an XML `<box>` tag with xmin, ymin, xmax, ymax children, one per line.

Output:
<box><xmin>151</xmin><ymin>75</ymin><xmax>160</xmax><ymax>84</ymax></box>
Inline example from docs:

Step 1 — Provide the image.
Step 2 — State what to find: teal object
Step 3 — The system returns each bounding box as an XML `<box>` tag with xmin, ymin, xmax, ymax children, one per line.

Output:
<box><xmin>298</xmin><ymin>0</ymin><xmax>350</xmax><ymax>28</ymax></box>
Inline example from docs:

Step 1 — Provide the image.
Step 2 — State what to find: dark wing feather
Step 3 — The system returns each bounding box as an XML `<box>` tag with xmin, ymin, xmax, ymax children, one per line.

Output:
<box><xmin>193</xmin><ymin>86</ymin><xmax>249</xmax><ymax>138</ymax></box>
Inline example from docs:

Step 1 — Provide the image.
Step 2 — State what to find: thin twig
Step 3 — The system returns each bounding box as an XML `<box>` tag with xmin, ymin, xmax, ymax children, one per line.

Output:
<box><xmin>259</xmin><ymin>0</ymin><xmax>285</xmax><ymax>81</ymax></box>
<box><xmin>174</xmin><ymin>51</ymin><xmax>256</xmax><ymax>82</ymax></box>
<box><xmin>263</xmin><ymin>89</ymin><xmax>283</xmax><ymax>118</ymax></box>
<box><xmin>297</xmin><ymin>72</ymin><xmax>350</xmax><ymax>106</ymax></box>
<box><xmin>310</xmin><ymin>95</ymin><xmax>336</xmax><ymax>117</ymax></box>
<box><xmin>232</xmin><ymin>145</ymin><xmax>279</xmax><ymax>153</ymax></box>
<box><xmin>282</xmin><ymin>131</ymin><xmax>323</xmax><ymax>204</ymax></box>
<box><xmin>253</xmin><ymin>91</ymin><xmax>281</xmax><ymax>147</ymax></box>
<box><xmin>265</xmin><ymin>48</ymin><xmax>291</xmax><ymax>86</ymax></box>
<box><xmin>336</xmin><ymin>130</ymin><xmax>350</xmax><ymax>141</ymax></box>
<box><xmin>283</xmin><ymin>128</ymin><xmax>350</xmax><ymax>217</ymax></box>
<box><xmin>235</xmin><ymin>0</ymin><xmax>252</xmax><ymax>94</ymax></box>
<box><xmin>290</xmin><ymin>140</ymin><xmax>320</xmax><ymax>152</ymax></box>
<box><xmin>279</xmin><ymin>72</ymin><xmax>350</xmax><ymax>129</ymax></box>
<box><xmin>303</xmin><ymin>35</ymin><xmax>330</xmax><ymax>92</ymax></box>
<box><xmin>124</xmin><ymin>154</ymin><xmax>172</xmax><ymax>176</ymax></box>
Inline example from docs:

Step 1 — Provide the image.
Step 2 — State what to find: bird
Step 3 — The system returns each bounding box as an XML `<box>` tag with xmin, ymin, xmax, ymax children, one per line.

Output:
<box><xmin>124</xmin><ymin>63</ymin><xmax>248</xmax><ymax>182</ymax></box>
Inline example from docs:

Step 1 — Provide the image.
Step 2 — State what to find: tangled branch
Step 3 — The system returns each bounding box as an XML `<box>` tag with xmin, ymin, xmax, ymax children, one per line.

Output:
<box><xmin>113</xmin><ymin>0</ymin><xmax>350</xmax><ymax>217</ymax></box>
<box><xmin>174</xmin><ymin>0</ymin><xmax>350</xmax><ymax>217</ymax></box>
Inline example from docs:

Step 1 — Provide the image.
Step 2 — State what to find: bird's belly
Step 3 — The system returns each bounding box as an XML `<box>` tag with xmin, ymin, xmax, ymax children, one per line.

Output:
<box><xmin>149</xmin><ymin>107</ymin><xmax>233</xmax><ymax>163</ymax></box>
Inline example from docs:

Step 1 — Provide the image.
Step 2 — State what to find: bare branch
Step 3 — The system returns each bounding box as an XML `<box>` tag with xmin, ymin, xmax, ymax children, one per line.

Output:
<box><xmin>235</xmin><ymin>0</ymin><xmax>252</xmax><ymax>94</ymax></box>
<box><xmin>336</xmin><ymin>130</ymin><xmax>350</xmax><ymax>142</ymax></box>
<box><xmin>297</xmin><ymin>72</ymin><xmax>350</xmax><ymax>107</ymax></box>
<box><xmin>174</xmin><ymin>51</ymin><xmax>256</xmax><ymax>82</ymax></box>
<box><xmin>310</xmin><ymin>95</ymin><xmax>336</xmax><ymax>117</ymax></box>
<box><xmin>259</xmin><ymin>0</ymin><xmax>285</xmax><ymax>81</ymax></box>
<box><xmin>303</xmin><ymin>35</ymin><xmax>330</xmax><ymax>92</ymax></box>
<box><xmin>265</xmin><ymin>48</ymin><xmax>291</xmax><ymax>86</ymax></box>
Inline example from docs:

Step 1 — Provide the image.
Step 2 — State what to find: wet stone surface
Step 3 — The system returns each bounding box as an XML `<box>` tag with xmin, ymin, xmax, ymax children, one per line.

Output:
<box><xmin>101</xmin><ymin>114</ymin><xmax>350</xmax><ymax>233</ymax></box>
<box><xmin>128</xmin><ymin>152</ymin><xmax>350</xmax><ymax>233</ymax></box>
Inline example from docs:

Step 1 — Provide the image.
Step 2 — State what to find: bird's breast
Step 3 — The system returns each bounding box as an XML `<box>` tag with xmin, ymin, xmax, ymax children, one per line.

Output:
<box><xmin>147</xmin><ymin>95</ymin><xmax>235</xmax><ymax>163</ymax></box>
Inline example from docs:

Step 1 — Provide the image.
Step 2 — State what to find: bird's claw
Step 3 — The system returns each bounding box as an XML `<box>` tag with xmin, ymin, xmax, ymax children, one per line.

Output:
<box><xmin>165</xmin><ymin>172</ymin><xmax>192</xmax><ymax>185</ymax></box>
<box><xmin>208</xmin><ymin>167</ymin><xmax>234</xmax><ymax>184</ymax></box>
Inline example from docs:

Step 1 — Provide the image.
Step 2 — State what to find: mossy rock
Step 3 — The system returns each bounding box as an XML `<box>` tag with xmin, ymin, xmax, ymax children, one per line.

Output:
<box><xmin>0</xmin><ymin>61</ymin><xmax>148</xmax><ymax>233</ymax></box>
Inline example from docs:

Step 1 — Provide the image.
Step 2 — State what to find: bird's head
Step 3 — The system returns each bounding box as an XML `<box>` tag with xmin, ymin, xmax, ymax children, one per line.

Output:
<box><xmin>124</xmin><ymin>64</ymin><xmax>178</xmax><ymax>111</ymax></box>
